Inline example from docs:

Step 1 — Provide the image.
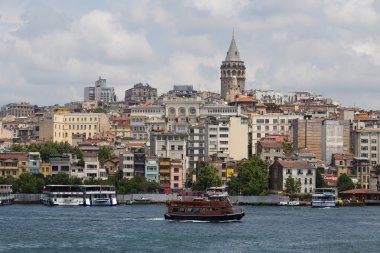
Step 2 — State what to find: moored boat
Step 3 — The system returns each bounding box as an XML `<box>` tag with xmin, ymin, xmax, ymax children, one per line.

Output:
<box><xmin>312</xmin><ymin>188</ymin><xmax>337</xmax><ymax>208</ymax></box>
<box><xmin>83</xmin><ymin>185</ymin><xmax>117</xmax><ymax>206</ymax></box>
<box><xmin>164</xmin><ymin>187</ymin><xmax>245</xmax><ymax>221</ymax></box>
<box><xmin>41</xmin><ymin>185</ymin><xmax>84</xmax><ymax>206</ymax></box>
<box><xmin>0</xmin><ymin>185</ymin><xmax>14</xmax><ymax>205</ymax></box>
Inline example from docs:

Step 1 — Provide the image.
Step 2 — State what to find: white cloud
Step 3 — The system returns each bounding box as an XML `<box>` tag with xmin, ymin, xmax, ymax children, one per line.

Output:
<box><xmin>192</xmin><ymin>0</ymin><xmax>250</xmax><ymax>17</ymax></box>
<box><xmin>1</xmin><ymin>1</ymin><xmax>380</xmax><ymax>109</ymax></box>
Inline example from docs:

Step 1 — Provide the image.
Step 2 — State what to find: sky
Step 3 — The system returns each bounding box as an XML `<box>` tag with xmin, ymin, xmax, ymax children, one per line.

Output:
<box><xmin>1</xmin><ymin>0</ymin><xmax>380</xmax><ymax>109</ymax></box>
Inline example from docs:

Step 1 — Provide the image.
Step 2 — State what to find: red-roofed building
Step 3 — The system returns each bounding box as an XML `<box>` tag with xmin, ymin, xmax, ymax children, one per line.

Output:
<box><xmin>256</xmin><ymin>141</ymin><xmax>284</xmax><ymax>164</ymax></box>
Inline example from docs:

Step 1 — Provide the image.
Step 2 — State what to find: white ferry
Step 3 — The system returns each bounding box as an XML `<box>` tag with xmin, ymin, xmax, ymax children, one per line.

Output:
<box><xmin>312</xmin><ymin>188</ymin><xmax>337</xmax><ymax>208</ymax></box>
<box><xmin>41</xmin><ymin>185</ymin><xmax>84</xmax><ymax>206</ymax></box>
<box><xmin>0</xmin><ymin>185</ymin><xmax>14</xmax><ymax>205</ymax></box>
<box><xmin>82</xmin><ymin>185</ymin><xmax>117</xmax><ymax>206</ymax></box>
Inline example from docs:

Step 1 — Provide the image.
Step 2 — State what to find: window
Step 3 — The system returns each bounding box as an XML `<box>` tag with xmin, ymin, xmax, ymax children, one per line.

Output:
<box><xmin>265</xmin><ymin>119</ymin><xmax>269</xmax><ymax>124</ymax></box>
<box><xmin>309</xmin><ymin>178</ymin><xmax>312</xmax><ymax>184</ymax></box>
<box><xmin>256</xmin><ymin>119</ymin><xmax>264</xmax><ymax>123</ymax></box>
<box><xmin>257</xmin><ymin>126</ymin><xmax>261</xmax><ymax>130</ymax></box>
<box><xmin>174</xmin><ymin>176</ymin><xmax>179</xmax><ymax>180</ymax></box>
<box><xmin>265</xmin><ymin>126</ymin><xmax>269</xmax><ymax>131</ymax></box>
<box><xmin>219</xmin><ymin>134</ymin><xmax>228</xmax><ymax>138</ymax></box>
<box><xmin>273</xmin><ymin>119</ymin><xmax>278</xmax><ymax>124</ymax></box>
<box><xmin>171</xmin><ymin>145</ymin><xmax>175</xmax><ymax>150</ymax></box>
<box><xmin>361</xmin><ymin>139</ymin><xmax>368</xmax><ymax>143</ymax></box>
<box><xmin>257</xmin><ymin>133</ymin><xmax>261</xmax><ymax>138</ymax></box>
<box><xmin>371</xmin><ymin>146</ymin><xmax>377</xmax><ymax>151</ymax></box>
<box><xmin>361</xmin><ymin>146</ymin><xmax>368</xmax><ymax>151</ymax></box>
<box><xmin>178</xmin><ymin>146</ymin><xmax>183</xmax><ymax>150</ymax></box>
<box><xmin>305</xmin><ymin>178</ymin><xmax>308</xmax><ymax>184</ymax></box>
<box><xmin>371</xmin><ymin>139</ymin><xmax>377</xmax><ymax>143</ymax></box>
<box><xmin>174</xmin><ymin>168</ymin><xmax>179</xmax><ymax>173</ymax></box>
<box><xmin>161</xmin><ymin>145</ymin><xmax>166</xmax><ymax>150</ymax></box>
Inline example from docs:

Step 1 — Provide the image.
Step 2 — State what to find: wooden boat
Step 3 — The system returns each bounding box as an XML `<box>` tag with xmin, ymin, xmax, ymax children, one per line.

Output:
<box><xmin>164</xmin><ymin>187</ymin><xmax>245</xmax><ymax>221</ymax></box>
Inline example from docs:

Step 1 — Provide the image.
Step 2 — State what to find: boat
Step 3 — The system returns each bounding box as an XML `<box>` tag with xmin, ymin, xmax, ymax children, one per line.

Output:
<box><xmin>278</xmin><ymin>196</ymin><xmax>300</xmax><ymax>206</ymax></box>
<box><xmin>41</xmin><ymin>185</ymin><xmax>84</xmax><ymax>206</ymax></box>
<box><xmin>41</xmin><ymin>185</ymin><xmax>117</xmax><ymax>206</ymax></box>
<box><xmin>312</xmin><ymin>188</ymin><xmax>337</xmax><ymax>208</ymax></box>
<box><xmin>82</xmin><ymin>185</ymin><xmax>117</xmax><ymax>206</ymax></box>
<box><xmin>0</xmin><ymin>185</ymin><xmax>14</xmax><ymax>205</ymax></box>
<box><xmin>164</xmin><ymin>187</ymin><xmax>245</xmax><ymax>222</ymax></box>
<box><xmin>133</xmin><ymin>196</ymin><xmax>152</xmax><ymax>204</ymax></box>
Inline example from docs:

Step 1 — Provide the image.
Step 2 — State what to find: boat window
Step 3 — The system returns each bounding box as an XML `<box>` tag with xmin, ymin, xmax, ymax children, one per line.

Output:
<box><xmin>172</xmin><ymin>208</ymin><xmax>185</xmax><ymax>212</ymax></box>
<box><xmin>187</xmin><ymin>208</ymin><xmax>201</xmax><ymax>213</ymax></box>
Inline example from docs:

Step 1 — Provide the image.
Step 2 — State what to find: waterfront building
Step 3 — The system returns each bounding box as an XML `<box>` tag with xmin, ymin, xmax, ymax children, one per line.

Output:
<box><xmin>321</xmin><ymin>120</ymin><xmax>351</xmax><ymax>165</ymax></box>
<box><xmin>145</xmin><ymin>156</ymin><xmax>159</xmax><ymax>183</ymax></box>
<box><xmin>128</xmin><ymin>143</ymin><xmax>146</xmax><ymax>177</ymax></box>
<box><xmin>84</xmin><ymin>76</ymin><xmax>116</xmax><ymax>102</ymax></box>
<box><xmin>125</xmin><ymin>83</ymin><xmax>157</xmax><ymax>105</ymax></box>
<box><xmin>269</xmin><ymin>159</ymin><xmax>316</xmax><ymax>194</ymax></box>
<box><xmin>220</xmin><ymin>33</ymin><xmax>246</xmax><ymax>99</ymax></box>
<box><xmin>159</xmin><ymin>158</ymin><xmax>171</xmax><ymax>193</ymax></box>
<box><xmin>170</xmin><ymin>159</ymin><xmax>183</xmax><ymax>191</ymax></box>
<box><xmin>39</xmin><ymin>162</ymin><xmax>51</xmax><ymax>177</ymax></box>
<box><xmin>28</xmin><ymin>152</ymin><xmax>41</xmax><ymax>174</ymax></box>
<box><xmin>83</xmin><ymin>152</ymin><xmax>104</xmax><ymax>179</ymax></box>
<box><xmin>49</xmin><ymin>154</ymin><xmax>71</xmax><ymax>176</ymax></box>
<box><xmin>39</xmin><ymin>109</ymin><xmax>110</xmax><ymax>145</ymax></box>
<box><xmin>0</xmin><ymin>153</ymin><xmax>28</xmax><ymax>178</ymax></box>
<box><xmin>130</xmin><ymin>105</ymin><xmax>165</xmax><ymax>141</ymax></box>
<box><xmin>250</xmin><ymin>113</ymin><xmax>303</xmax><ymax>155</ymax></box>
<box><xmin>120</xmin><ymin>151</ymin><xmax>134</xmax><ymax>179</ymax></box>
<box><xmin>352</xmin><ymin>157</ymin><xmax>372</xmax><ymax>189</ymax></box>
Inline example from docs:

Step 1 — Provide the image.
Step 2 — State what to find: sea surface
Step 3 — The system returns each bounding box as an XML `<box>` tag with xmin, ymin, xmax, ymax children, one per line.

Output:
<box><xmin>0</xmin><ymin>204</ymin><xmax>379</xmax><ymax>253</ymax></box>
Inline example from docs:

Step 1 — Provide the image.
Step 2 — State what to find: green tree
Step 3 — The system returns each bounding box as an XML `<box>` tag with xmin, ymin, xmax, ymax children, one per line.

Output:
<box><xmin>316</xmin><ymin>168</ymin><xmax>328</xmax><ymax>188</ymax></box>
<box><xmin>93</xmin><ymin>107</ymin><xmax>107</xmax><ymax>113</ymax></box>
<box><xmin>284</xmin><ymin>175</ymin><xmax>301</xmax><ymax>196</ymax></box>
<box><xmin>193</xmin><ymin>164</ymin><xmax>222</xmax><ymax>191</ymax></box>
<box><xmin>10</xmin><ymin>144</ymin><xmax>26</xmax><ymax>152</ymax></box>
<box><xmin>13</xmin><ymin>173</ymin><xmax>45</xmax><ymax>194</ymax></box>
<box><xmin>228</xmin><ymin>156</ymin><xmax>269</xmax><ymax>195</ymax></box>
<box><xmin>337</xmin><ymin>173</ymin><xmax>355</xmax><ymax>192</ymax></box>
<box><xmin>98</xmin><ymin>146</ymin><xmax>115</xmax><ymax>166</ymax></box>
<box><xmin>282</xmin><ymin>143</ymin><xmax>292</xmax><ymax>154</ymax></box>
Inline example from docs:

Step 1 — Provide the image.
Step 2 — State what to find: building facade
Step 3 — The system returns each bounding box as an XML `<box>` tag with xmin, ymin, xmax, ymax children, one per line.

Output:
<box><xmin>125</xmin><ymin>83</ymin><xmax>157</xmax><ymax>105</ymax></box>
<box><xmin>84</xmin><ymin>76</ymin><xmax>116</xmax><ymax>102</ymax></box>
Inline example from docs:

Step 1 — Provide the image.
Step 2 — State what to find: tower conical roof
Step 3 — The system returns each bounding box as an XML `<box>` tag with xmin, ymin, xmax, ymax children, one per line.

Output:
<box><xmin>225</xmin><ymin>32</ymin><xmax>241</xmax><ymax>61</ymax></box>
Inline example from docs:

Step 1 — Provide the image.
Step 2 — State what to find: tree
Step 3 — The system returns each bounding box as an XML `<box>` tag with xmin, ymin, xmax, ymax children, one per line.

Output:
<box><xmin>282</xmin><ymin>143</ymin><xmax>292</xmax><ymax>154</ymax></box>
<box><xmin>228</xmin><ymin>156</ymin><xmax>269</xmax><ymax>195</ymax></box>
<box><xmin>93</xmin><ymin>107</ymin><xmax>107</xmax><ymax>113</ymax></box>
<box><xmin>193</xmin><ymin>164</ymin><xmax>222</xmax><ymax>191</ymax></box>
<box><xmin>98</xmin><ymin>146</ymin><xmax>115</xmax><ymax>166</ymax></box>
<box><xmin>337</xmin><ymin>173</ymin><xmax>355</xmax><ymax>192</ymax></box>
<box><xmin>13</xmin><ymin>173</ymin><xmax>45</xmax><ymax>194</ymax></box>
<box><xmin>316</xmin><ymin>168</ymin><xmax>328</xmax><ymax>188</ymax></box>
<box><xmin>284</xmin><ymin>175</ymin><xmax>301</xmax><ymax>196</ymax></box>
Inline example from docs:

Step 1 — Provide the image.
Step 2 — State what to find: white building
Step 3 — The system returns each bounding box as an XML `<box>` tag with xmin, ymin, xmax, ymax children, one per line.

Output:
<box><xmin>84</xmin><ymin>76</ymin><xmax>116</xmax><ymax>102</ymax></box>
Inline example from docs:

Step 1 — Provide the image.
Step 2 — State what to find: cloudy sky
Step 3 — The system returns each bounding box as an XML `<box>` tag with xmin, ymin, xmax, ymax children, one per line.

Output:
<box><xmin>1</xmin><ymin>0</ymin><xmax>380</xmax><ymax>109</ymax></box>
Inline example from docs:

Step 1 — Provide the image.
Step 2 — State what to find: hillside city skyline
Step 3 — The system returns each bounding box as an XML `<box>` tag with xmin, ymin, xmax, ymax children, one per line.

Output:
<box><xmin>2</xmin><ymin>1</ymin><xmax>380</xmax><ymax>109</ymax></box>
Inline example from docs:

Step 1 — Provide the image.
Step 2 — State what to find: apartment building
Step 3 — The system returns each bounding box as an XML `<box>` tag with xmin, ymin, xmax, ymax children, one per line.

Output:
<box><xmin>352</xmin><ymin>127</ymin><xmax>380</xmax><ymax>166</ymax></box>
<box><xmin>84</xmin><ymin>76</ymin><xmax>116</xmax><ymax>102</ymax></box>
<box><xmin>292</xmin><ymin>118</ymin><xmax>324</xmax><ymax>161</ymax></box>
<box><xmin>256</xmin><ymin>141</ymin><xmax>284</xmax><ymax>164</ymax></box>
<box><xmin>1</xmin><ymin>102</ymin><xmax>35</xmax><ymax>117</ymax></box>
<box><xmin>352</xmin><ymin>157</ymin><xmax>372</xmax><ymax>189</ymax></box>
<box><xmin>188</xmin><ymin>124</ymin><xmax>206</xmax><ymax>170</ymax></box>
<box><xmin>250</xmin><ymin>113</ymin><xmax>303</xmax><ymax>155</ymax></box>
<box><xmin>170</xmin><ymin>159</ymin><xmax>183</xmax><ymax>191</ymax></box>
<box><xmin>125</xmin><ymin>83</ymin><xmax>157</xmax><ymax>105</ymax></box>
<box><xmin>321</xmin><ymin>120</ymin><xmax>350</xmax><ymax>165</ymax></box>
<box><xmin>120</xmin><ymin>151</ymin><xmax>134</xmax><ymax>179</ymax></box>
<box><xmin>0</xmin><ymin>153</ymin><xmax>28</xmax><ymax>178</ymax></box>
<box><xmin>145</xmin><ymin>156</ymin><xmax>159</xmax><ymax>183</ymax></box>
<box><xmin>39</xmin><ymin>109</ymin><xmax>110</xmax><ymax>145</ymax></box>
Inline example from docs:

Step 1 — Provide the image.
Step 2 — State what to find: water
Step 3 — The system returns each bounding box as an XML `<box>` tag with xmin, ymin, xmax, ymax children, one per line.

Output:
<box><xmin>1</xmin><ymin>205</ymin><xmax>380</xmax><ymax>253</ymax></box>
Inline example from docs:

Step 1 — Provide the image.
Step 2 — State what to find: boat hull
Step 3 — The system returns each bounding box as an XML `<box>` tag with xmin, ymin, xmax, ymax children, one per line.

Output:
<box><xmin>164</xmin><ymin>212</ymin><xmax>245</xmax><ymax>221</ymax></box>
<box><xmin>312</xmin><ymin>201</ymin><xmax>336</xmax><ymax>208</ymax></box>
